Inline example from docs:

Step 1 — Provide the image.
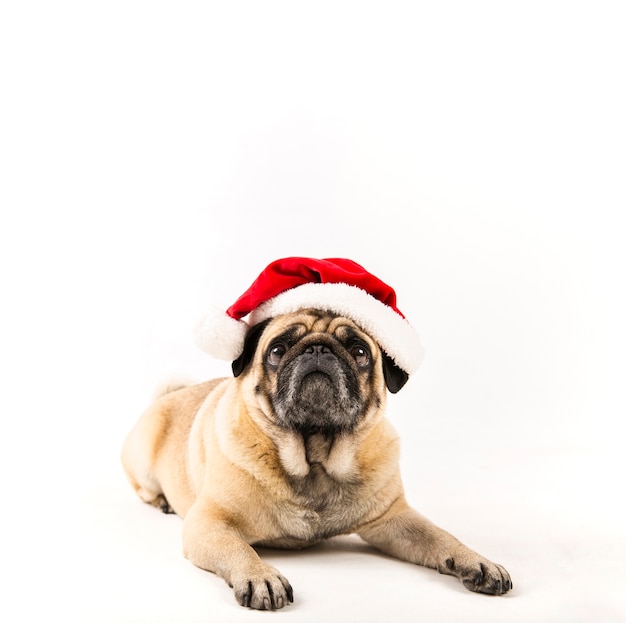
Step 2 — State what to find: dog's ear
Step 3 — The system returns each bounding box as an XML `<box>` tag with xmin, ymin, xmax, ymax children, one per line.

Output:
<box><xmin>232</xmin><ymin>319</ymin><xmax>271</xmax><ymax>378</ymax></box>
<box><xmin>381</xmin><ymin>350</ymin><xmax>409</xmax><ymax>393</ymax></box>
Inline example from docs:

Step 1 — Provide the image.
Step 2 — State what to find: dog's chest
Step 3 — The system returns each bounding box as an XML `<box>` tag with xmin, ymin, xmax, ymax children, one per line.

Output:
<box><xmin>262</xmin><ymin>470</ymin><xmax>361</xmax><ymax>546</ymax></box>
<box><xmin>274</xmin><ymin>438</ymin><xmax>366</xmax><ymax>542</ymax></box>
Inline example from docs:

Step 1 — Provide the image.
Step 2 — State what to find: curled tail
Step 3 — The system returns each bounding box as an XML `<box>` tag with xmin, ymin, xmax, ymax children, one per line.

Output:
<box><xmin>152</xmin><ymin>378</ymin><xmax>194</xmax><ymax>400</ymax></box>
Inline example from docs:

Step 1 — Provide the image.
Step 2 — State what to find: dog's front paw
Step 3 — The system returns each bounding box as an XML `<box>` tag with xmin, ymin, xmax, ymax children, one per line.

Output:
<box><xmin>439</xmin><ymin>552</ymin><xmax>512</xmax><ymax>596</ymax></box>
<box><xmin>230</xmin><ymin>567</ymin><xmax>294</xmax><ymax>610</ymax></box>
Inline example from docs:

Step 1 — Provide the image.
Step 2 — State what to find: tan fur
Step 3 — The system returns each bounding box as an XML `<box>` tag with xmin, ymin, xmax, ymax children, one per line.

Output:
<box><xmin>121</xmin><ymin>312</ymin><xmax>511</xmax><ymax>610</ymax></box>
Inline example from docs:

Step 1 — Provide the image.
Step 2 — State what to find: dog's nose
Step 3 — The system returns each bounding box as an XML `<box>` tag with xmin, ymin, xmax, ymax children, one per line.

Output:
<box><xmin>303</xmin><ymin>344</ymin><xmax>334</xmax><ymax>371</ymax></box>
<box><xmin>304</xmin><ymin>344</ymin><xmax>331</xmax><ymax>355</ymax></box>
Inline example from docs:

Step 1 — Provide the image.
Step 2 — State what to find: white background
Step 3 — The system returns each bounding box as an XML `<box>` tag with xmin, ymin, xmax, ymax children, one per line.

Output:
<box><xmin>2</xmin><ymin>1</ymin><xmax>625</xmax><ymax>621</ymax></box>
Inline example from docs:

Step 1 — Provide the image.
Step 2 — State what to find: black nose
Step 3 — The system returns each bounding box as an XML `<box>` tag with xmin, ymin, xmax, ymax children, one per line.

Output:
<box><xmin>304</xmin><ymin>344</ymin><xmax>332</xmax><ymax>355</ymax></box>
<box><xmin>302</xmin><ymin>344</ymin><xmax>336</xmax><ymax>373</ymax></box>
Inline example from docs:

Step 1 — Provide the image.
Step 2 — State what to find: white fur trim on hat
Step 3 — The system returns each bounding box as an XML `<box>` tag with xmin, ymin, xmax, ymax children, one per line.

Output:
<box><xmin>194</xmin><ymin>306</ymin><xmax>248</xmax><ymax>361</ymax></box>
<box><xmin>248</xmin><ymin>282</ymin><xmax>424</xmax><ymax>375</ymax></box>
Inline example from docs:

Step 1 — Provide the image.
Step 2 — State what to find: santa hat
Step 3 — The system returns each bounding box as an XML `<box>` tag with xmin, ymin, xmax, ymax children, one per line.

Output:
<box><xmin>195</xmin><ymin>257</ymin><xmax>424</xmax><ymax>375</ymax></box>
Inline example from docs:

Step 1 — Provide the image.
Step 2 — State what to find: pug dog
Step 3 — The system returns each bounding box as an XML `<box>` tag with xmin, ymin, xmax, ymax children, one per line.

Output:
<box><xmin>121</xmin><ymin>309</ymin><xmax>512</xmax><ymax>610</ymax></box>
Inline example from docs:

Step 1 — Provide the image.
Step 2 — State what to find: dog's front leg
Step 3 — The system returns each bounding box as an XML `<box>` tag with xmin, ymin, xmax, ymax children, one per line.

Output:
<box><xmin>358</xmin><ymin>497</ymin><xmax>512</xmax><ymax>595</ymax></box>
<box><xmin>182</xmin><ymin>502</ymin><xmax>293</xmax><ymax>610</ymax></box>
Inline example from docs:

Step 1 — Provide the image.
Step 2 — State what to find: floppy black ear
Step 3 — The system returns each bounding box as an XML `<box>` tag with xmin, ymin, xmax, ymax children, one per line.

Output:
<box><xmin>381</xmin><ymin>351</ymin><xmax>409</xmax><ymax>393</ymax></box>
<box><xmin>231</xmin><ymin>319</ymin><xmax>271</xmax><ymax>378</ymax></box>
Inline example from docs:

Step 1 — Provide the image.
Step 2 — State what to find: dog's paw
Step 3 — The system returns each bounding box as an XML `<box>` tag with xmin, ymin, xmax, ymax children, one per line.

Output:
<box><xmin>230</xmin><ymin>568</ymin><xmax>294</xmax><ymax>610</ymax></box>
<box><xmin>154</xmin><ymin>494</ymin><xmax>175</xmax><ymax>514</ymax></box>
<box><xmin>439</xmin><ymin>553</ymin><xmax>512</xmax><ymax>596</ymax></box>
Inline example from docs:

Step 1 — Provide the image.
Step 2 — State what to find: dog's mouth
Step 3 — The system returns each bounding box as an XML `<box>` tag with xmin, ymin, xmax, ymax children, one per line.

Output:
<box><xmin>295</xmin><ymin>371</ymin><xmax>336</xmax><ymax>411</ymax></box>
<box><xmin>272</xmin><ymin>349</ymin><xmax>362</xmax><ymax>435</ymax></box>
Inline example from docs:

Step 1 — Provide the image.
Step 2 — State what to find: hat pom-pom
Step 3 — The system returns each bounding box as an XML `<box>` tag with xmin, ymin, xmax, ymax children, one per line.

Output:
<box><xmin>194</xmin><ymin>307</ymin><xmax>248</xmax><ymax>360</ymax></box>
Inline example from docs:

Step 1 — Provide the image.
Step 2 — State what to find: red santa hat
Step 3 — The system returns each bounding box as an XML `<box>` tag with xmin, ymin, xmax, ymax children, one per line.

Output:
<box><xmin>195</xmin><ymin>257</ymin><xmax>424</xmax><ymax>375</ymax></box>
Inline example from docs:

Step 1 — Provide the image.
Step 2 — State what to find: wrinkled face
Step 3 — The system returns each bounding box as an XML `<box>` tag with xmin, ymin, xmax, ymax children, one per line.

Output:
<box><xmin>235</xmin><ymin>310</ymin><xmax>406</xmax><ymax>436</ymax></box>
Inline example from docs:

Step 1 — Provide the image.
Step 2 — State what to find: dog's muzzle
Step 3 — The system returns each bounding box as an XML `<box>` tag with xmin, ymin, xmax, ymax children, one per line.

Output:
<box><xmin>273</xmin><ymin>343</ymin><xmax>363</xmax><ymax>435</ymax></box>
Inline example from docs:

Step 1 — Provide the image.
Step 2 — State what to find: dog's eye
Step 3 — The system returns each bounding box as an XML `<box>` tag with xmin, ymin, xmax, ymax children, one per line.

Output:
<box><xmin>351</xmin><ymin>345</ymin><xmax>370</xmax><ymax>367</ymax></box>
<box><xmin>267</xmin><ymin>344</ymin><xmax>286</xmax><ymax>366</ymax></box>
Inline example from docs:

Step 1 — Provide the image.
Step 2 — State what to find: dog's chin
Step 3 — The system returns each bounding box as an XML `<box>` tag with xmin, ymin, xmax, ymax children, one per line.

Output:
<box><xmin>273</xmin><ymin>372</ymin><xmax>362</xmax><ymax>436</ymax></box>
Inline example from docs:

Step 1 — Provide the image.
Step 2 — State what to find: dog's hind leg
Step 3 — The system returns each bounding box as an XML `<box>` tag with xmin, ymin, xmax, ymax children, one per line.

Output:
<box><xmin>121</xmin><ymin>403</ymin><xmax>169</xmax><ymax>512</ymax></box>
<box><xmin>122</xmin><ymin>381</ymin><xmax>218</xmax><ymax>518</ymax></box>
